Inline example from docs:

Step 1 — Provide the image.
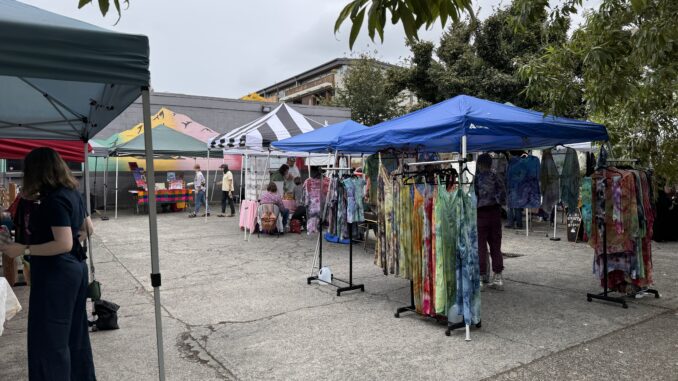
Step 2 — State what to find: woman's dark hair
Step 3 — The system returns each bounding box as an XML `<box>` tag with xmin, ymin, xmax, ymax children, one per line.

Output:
<box><xmin>222</xmin><ymin>164</ymin><xmax>229</xmax><ymax>173</ymax></box>
<box><xmin>310</xmin><ymin>166</ymin><xmax>321</xmax><ymax>179</ymax></box>
<box><xmin>267</xmin><ymin>182</ymin><xmax>278</xmax><ymax>193</ymax></box>
<box><xmin>278</xmin><ymin>164</ymin><xmax>289</xmax><ymax>176</ymax></box>
<box><xmin>477</xmin><ymin>153</ymin><xmax>493</xmax><ymax>171</ymax></box>
<box><xmin>23</xmin><ymin>147</ymin><xmax>78</xmax><ymax>198</ymax></box>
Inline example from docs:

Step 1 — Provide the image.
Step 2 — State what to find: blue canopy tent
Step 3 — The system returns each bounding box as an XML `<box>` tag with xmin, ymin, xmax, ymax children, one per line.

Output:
<box><xmin>271</xmin><ymin>119</ymin><xmax>368</xmax><ymax>153</ymax></box>
<box><xmin>0</xmin><ymin>1</ymin><xmax>166</xmax><ymax>379</ymax></box>
<box><xmin>335</xmin><ymin>95</ymin><xmax>608</xmax><ymax>154</ymax></box>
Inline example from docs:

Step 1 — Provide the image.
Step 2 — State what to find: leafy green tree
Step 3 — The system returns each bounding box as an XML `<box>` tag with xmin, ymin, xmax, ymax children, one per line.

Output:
<box><xmin>520</xmin><ymin>0</ymin><xmax>678</xmax><ymax>180</ymax></box>
<box><xmin>335</xmin><ymin>0</ymin><xmax>474</xmax><ymax>49</ymax></box>
<box><xmin>386</xmin><ymin>4</ymin><xmax>570</xmax><ymax>112</ymax></box>
<box><xmin>332</xmin><ymin>55</ymin><xmax>404</xmax><ymax>126</ymax></box>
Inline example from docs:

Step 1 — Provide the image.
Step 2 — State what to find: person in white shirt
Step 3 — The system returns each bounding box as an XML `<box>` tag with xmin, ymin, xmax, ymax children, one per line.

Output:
<box><xmin>189</xmin><ymin>164</ymin><xmax>210</xmax><ymax>218</ymax></box>
<box><xmin>217</xmin><ymin>164</ymin><xmax>235</xmax><ymax>217</ymax></box>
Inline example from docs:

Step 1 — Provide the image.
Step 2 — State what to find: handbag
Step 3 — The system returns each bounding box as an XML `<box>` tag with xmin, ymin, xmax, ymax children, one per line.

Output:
<box><xmin>91</xmin><ymin>300</ymin><xmax>120</xmax><ymax>331</ymax></box>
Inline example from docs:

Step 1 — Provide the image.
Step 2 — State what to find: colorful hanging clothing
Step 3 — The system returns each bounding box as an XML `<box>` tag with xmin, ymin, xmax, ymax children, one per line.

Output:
<box><xmin>506</xmin><ymin>155</ymin><xmax>541</xmax><ymax>208</ymax></box>
<box><xmin>398</xmin><ymin>183</ymin><xmax>413</xmax><ymax>279</ymax></box>
<box><xmin>434</xmin><ymin>183</ymin><xmax>457</xmax><ymax>315</ymax></box>
<box><xmin>540</xmin><ymin>149</ymin><xmax>560</xmax><ymax>212</ymax></box>
<box><xmin>589</xmin><ymin>168</ymin><xmax>655</xmax><ymax>292</ymax></box>
<box><xmin>580</xmin><ymin>177</ymin><xmax>593</xmax><ymax>239</ymax></box>
<box><xmin>560</xmin><ymin>147</ymin><xmax>581</xmax><ymax>212</ymax></box>
<box><xmin>451</xmin><ymin>188</ymin><xmax>481</xmax><ymax>326</ymax></box>
<box><xmin>412</xmin><ymin>185</ymin><xmax>424</xmax><ymax>313</ymax></box>
<box><xmin>304</xmin><ymin>178</ymin><xmax>322</xmax><ymax>233</ymax></box>
<box><xmin>343</xmin><ymin>177</ymin><xmax>366</xmax><ymax>223</ymax></box>
<box><xmin>421</xmin><ymin>184</ymin><xmax>434</xmax><ymax>316</ymax></box>
<box><xmin>375</xmin><ymin>169</ymin><xmax>388</xmax><ymax>273</ymax></box>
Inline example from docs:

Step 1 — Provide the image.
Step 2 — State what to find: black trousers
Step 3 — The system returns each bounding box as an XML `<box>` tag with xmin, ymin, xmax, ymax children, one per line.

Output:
<box><xmin>28</xmin><ymin>254</ymin><xmax>96</xmax><ymax>380</ymax></box>
<box><xmin>221</xmin><ymin>191</ymin><xmax>235</xmax><ymax>215</ymax></box>
<box><xmin>291</xmin><ymin>205</ymin><xmax>306</xmax><ymax>225</ymax></box>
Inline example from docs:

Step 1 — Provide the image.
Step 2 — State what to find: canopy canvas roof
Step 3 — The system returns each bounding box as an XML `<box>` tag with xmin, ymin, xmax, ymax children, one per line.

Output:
<box><xmin>335</xmin><ymin>95</ymin><xmax>608</xmax><ymax>154</ymax></box>
<box><xmin>0</xmin><ymin>2</ymin><xmax>166</xmax><ymax>377</ymax></box>
<box><xmin>0</xmin><ymin>139</ymin><xmax>91</xmax><ymax>162</ymax></box>
<box><xmin>0</xmin><ymin>0</ymin><xmax>149</xmax><ymax>141</ymax></box>
<box><xmin>111</xmin><ymin>124</ymin><xmax>222</xmax><ymax>158</ymax></box>
<box><xmin>271</xmin><ymin>119</ymin><xmax>367</xmax><ymax>153</ymax></box>
<box><xmin>209</xmin><ymin>103</ymin><xmax>324</xmax><ymax>151</ymax></box>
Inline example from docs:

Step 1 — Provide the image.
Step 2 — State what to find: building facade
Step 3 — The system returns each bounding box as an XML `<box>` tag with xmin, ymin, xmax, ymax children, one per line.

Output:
<box><xmin>257</xmin><ymin>58</ymin><xmax>401</xmax><ymax>106</ymax></box>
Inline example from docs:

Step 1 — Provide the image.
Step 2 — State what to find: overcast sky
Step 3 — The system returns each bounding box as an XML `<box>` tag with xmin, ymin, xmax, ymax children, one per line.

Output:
<box><xmin>20</xmin><ymin>0</ymin><xmax>598</xmax><ymax>99</ymax></box>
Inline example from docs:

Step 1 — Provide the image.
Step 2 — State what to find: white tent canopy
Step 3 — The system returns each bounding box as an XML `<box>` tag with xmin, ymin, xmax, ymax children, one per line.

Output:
<box><xmin>0</xmin><ymin>1</ymin><xmax>167</xmax><ymax>379</ymax></box>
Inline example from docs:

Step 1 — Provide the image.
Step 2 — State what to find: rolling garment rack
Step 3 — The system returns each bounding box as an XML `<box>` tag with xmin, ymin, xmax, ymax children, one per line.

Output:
<box><xmin>392</xmin><ymin>151</ymin><xmax>481</xmax><ymax>341</ymax></box>
<box><xmin>586</xmin><ymin>160</ymin><xmax>660</xmax><ymax>308</ymax></box>
<box><xmin>307</xmin><ymin>163</ymin><xmax>365</xmax><ymax>296</ymax></box>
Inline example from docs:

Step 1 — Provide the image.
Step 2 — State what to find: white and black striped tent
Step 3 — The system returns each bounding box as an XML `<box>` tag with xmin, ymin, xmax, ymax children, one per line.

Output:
<box><xmin>208</xmin><ymin>103</ymin><xmax>324</xmax><ymax>150</ymax></box>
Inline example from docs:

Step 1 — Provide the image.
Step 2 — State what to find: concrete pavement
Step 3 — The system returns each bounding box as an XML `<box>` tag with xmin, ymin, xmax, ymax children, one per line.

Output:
<box><xmin>1</xmin><ymin>210</ymin><xmax>676</xmax><ymax>380</ymax></box>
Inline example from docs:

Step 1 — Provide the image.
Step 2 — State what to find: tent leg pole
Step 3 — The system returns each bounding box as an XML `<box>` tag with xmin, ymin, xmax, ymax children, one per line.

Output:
<box><xmin>103</xmin><ymin>155</ymin><xmax>109</xmax><ymax>217</ymax></box>
<box><xmin>243</xmin><ymin>154</ymin><xmax>248</xmax><ymax>241</ymax></box>
<box><xmin>142</xmin><ymin>88</ymin><xmax>166</xmax><ymax>381</ymax></box>
<box><xmin>205</xmin><ymin>151</ymin><xmax>210</xmax><ymax>223</ymax></box>
<box><xmin>525</xmin><ymin>208</ymin><xmax>529</xmax><ymax>237</ymax></box>
<box><xmin>115</xmin><ymin>157</ymin><xmax>119</xmax><ymax>220</ymax></box>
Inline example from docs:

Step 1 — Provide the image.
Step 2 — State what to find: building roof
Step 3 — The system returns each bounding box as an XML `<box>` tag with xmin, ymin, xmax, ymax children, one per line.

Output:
<box><xmin>256</xmin><ymin>58</ymin><xmax>395</xmax><ymax>95</ymax></box>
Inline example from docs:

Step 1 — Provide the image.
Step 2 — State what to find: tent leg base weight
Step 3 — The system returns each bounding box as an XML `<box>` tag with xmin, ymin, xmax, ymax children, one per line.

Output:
<box><xmin>586</xmin><ymin>292</ymin><xmax>627</xmax><ymax>308</ymax></box>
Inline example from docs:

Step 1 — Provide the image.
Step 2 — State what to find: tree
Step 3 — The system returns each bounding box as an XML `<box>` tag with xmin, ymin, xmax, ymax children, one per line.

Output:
<box><xmin>78</xmin><ymin>0</ymin><xmax>127</xmax><ymax>20</ymax></box>
<box><xmin>386</xmin><ymin>4</ymin><xmax>571</xmax><ymax>113</ymax></box>
<box><xmin>520</xmin><ymin>0</ymin><xmax>678</xmax><ymax>180</ymax></box>
<box><xmin>335</xmin><ymin>0</ymin><xmax>474</xmax><ymax>49</ymax></box>
<box><xmin>332</xmin><ymin>55</ymin><xmax>404</xmax><ymax>126</ymax></box>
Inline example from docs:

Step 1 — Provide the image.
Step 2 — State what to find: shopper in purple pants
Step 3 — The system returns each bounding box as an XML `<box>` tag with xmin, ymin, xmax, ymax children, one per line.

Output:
<box><xmin>474</xmin><ymin>153</ymin><xmax>506</xmax><ymax>290</ymax></box>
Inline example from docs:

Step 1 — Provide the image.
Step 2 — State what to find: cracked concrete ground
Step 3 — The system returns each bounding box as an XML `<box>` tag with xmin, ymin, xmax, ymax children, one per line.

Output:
<box><xmin>1</xmin><ymin>209</ymin><xmax>677</xmax><ymax>380</ymax></box>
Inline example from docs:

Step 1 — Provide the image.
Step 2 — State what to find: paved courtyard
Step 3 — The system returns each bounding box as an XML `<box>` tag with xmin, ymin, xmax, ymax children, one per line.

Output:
<box><xmin>1</xmin><ymin>208</ymin><xmax>677</xmax><ymax>380</ymax></box>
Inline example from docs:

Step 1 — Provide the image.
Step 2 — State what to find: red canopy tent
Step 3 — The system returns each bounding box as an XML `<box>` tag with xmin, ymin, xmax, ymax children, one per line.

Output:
<box><xmin>0</xmin><ymin>139</ymin><xmax>91</xmax><ymax>162</ymax></box>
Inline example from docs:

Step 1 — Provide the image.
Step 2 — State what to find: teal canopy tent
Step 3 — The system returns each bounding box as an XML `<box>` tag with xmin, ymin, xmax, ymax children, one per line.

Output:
<box><xmin>0</xmin><ymin>1</ymin><xmax>167</xmax><ymax>379</ymax></box>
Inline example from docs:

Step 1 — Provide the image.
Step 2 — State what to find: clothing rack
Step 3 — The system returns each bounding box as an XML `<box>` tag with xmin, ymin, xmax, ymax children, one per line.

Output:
<box><xmin>307</xmin><ymin>165</ymin><xmax>365</xmax><ymax>296</ymax></box>
<box><xmin>392</xmin><ymin>157</ymin><xmax>480</xmax><ymax>339</ymax></box>
<box><xmin>586</xmin><ymin>165</ymin><xmax>660</xmax><ymax>308</ymax></box>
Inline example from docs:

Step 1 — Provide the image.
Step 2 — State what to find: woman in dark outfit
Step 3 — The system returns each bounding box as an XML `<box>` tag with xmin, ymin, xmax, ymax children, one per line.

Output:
<box><xmin>1</xmin><ymin>147</ymin><xmax>96</xmax><ymax>380</ymax></box>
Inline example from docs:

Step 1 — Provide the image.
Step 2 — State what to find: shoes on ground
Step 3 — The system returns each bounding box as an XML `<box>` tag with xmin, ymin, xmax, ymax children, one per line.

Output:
<box><xmin>228</xmin><ymin>214</ymin><xmax>235</xmax><ymax>217</ymax></box>
<box><xmin>200</xmin><ymin>213</ymin><xmax>211</xmax><ymax>217</ymax></box>
<box><xmin>489</xmin><ymin>273</ymin><xmax>504</xmax><ymax>291</ymax></box>
<box><xmin>217</xmin><ymin>214</ymin><xmax>225</xmax><ymax>217</ymax></box>
<box><xmin>188</xmin><ymin>213</ymin><xmax>196</xmax><ymax>218</ymax></box>
<box><xmin>504</xmin><ymin>224</ymin><xmax>514</xmax><ymax>229</ymax></box>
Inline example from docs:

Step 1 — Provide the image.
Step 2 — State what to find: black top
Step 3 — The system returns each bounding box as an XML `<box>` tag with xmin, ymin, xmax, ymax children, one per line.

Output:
<box><xmin>29</xmin><ymin>187</ymin><xmax>87</xmax><ymax>257</ymax></box>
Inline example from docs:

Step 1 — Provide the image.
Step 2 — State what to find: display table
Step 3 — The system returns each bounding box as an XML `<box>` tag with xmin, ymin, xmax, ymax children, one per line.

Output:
<box><xmin>130</xmin><ymin>189</ymin><xmax>194</xmax><ymax>214</ymax></box>
<box><xmin>1</xmin><ymin>276</ymin><xmax>21</xmax><ymax>336</ymax></box>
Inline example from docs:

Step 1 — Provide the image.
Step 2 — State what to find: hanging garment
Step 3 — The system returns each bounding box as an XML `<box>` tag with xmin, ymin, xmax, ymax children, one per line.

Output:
<box><xmin>451</xmin><ymin>188</ymin><xmax>481</xmax><ymax>326</ymax></box>
<box><xmin>560</xmin><ymin>147</ymin><xmax>581</xmax><ymax>212</ymax></box>
<box><xmin>304</xmin><ymin>178</ymin><xmax>322</xmax><ymax>233</ymax></box>
<box><xmin>412</xmin><ymin>185</ymin><xmax>424</xmax><ymax>313</ymax></box>
<box><xmin>343</xmin><ymin>177</ymin><xmax>366</xmax><ymax>224</ymax></box>
<box><xmin>390</xmin><ymin>180</ymin><xmax>400</xmax><ymax>276</ymax></box>
<box><xmin>421</xmin><ymin>184</ymin><xmax>434</xmax><ymax>316</ymax></box>
<box><xmin>506</xmin><ymin>155</ymin><xmax>541</xmax><ymax>208</ymax></box>
<box><xmin>375</xmin><ymin>169</ymin><xmax>388</xmax><ymax>274</ymax></box>
<box><xmin>434</xmin><ymin>182</ymin><xmax>457</xmax><ymax>315</ymax></box>
<box><xmin>589</xmin><ymin>168</ymin><xmax>654</xmax><ymax>292</ymax></box>
<box><xmin>580</xmin><ymin>177</ymin><xmax>593</xmax><ymax>239</ymax></box>
<box><xmin>398</xmin><ymin>183</ymin><xmax>413</xmax><ymax>279</ymax></box>
<box><xmin>540</xmin><ymin>149</ymin><xmax>560</xmax><ymax>212</ymax></box>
